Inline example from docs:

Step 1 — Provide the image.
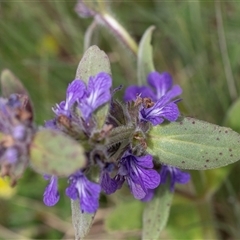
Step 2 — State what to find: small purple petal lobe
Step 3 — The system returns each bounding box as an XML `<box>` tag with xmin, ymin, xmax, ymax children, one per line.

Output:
<box><xmin>43</xmin><ymin>176</ymin><xmax>60</xmax><ymax>206</ymax></box>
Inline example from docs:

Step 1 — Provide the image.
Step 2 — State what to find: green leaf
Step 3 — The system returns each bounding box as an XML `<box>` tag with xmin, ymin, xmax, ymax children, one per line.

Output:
<box><xmin>137</xmin><ymin>26</ymin><xmax>156</xmax><ymax>85</ymax></box>
<box><xmin>142</xmin><ymin>180</ymin><xmax>173</xmax><ymax>240</ymax></box>
<box><xmin>0</xmin><ymin>69</ymin><xmax>34</xmax><ymax>118</ymax></box>
<box><xmin>75</xmin><ymin>45</ymin><xmax>111</xmax><ymax>83</ymax></box>
<box><xmin>105</xmin><ymin>200</ymin><xmax>143</xmax><ymax>232</ymax></box>
<box><xmin>71</xmin><ymin>199</ymin><xmax>95</xmax><ymax>240</ymax></box>
<box><xmin>223</xmin><ymin>97</ymin><xmax>240</xmax><ymax>133</ymax></box>
<box><xmin>75</xmin><ymin>45</ymin><xmax>112</xmax><ymax>130</ymax></box>
<box><xmin>30</xmin><ymin>129</ymin><xmax>86</xmax><ymax>177</ymax></box>
<box><xmin>1</xmin><ymin>69</ymin><xmax>27</xmax><ymax>96</ymax></box>
<box><xmin>147</xmin><ymin>116</ymin><xmax>240</xmax><ymax>170</ymax></box>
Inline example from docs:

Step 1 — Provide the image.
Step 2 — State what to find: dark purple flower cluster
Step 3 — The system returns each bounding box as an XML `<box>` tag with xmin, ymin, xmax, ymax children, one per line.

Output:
<box><xmin>124</xmin><ymin>71</ymin><xmax>190</xmax><ymax>198</ymax></box>
<box><xmin>42</xmin><ymin>71</ymin><xmax>190</xmax><ymax>213</ymax></box>
<box><xmin>0</xmin><ymin>94</ymin><xmax>35</xmax><ymax>185</ymax></box>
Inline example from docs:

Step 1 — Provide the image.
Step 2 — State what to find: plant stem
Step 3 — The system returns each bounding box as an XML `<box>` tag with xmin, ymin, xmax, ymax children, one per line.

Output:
<box><xmin>96</xmin><ymin>13</ymin><xmax>138</xmax><ymax>56</ymax></box>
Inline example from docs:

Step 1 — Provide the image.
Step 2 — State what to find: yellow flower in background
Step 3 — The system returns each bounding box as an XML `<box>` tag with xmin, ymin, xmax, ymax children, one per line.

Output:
<box><xmin>0</xmin><ymin>177</ymin><xmax>16</xmax><ymax>199</ymax></box>
<box><xmin>38</xmin><ymin>34</ymin><xmax>60</xmax><ymax>57</ymax></box>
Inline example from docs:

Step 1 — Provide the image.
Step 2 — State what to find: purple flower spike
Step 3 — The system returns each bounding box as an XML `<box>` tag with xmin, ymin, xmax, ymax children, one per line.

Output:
<box><xmin>79</xmin><ymin>72</ymin><xmax>112</xmax><ymax>120</ymax></box>
<box><xmin>116</xmin><ymin>152</ymin><xmax>160</xmax><ymax>200</ymax></box>
<box><xmin>43</xmin><ymin>176</ymin><xmax>60</xmax><ymax>206</ymax></box>
<box><xmin>160</xmin><ymin>165</ymin><xmax>190</xmax><ymax>192</ymax></box>
<box><xmin>53</xmin><ymin>80</ymin><xmax>85</xmax><ymax>116</ymax></box>
<box><xmin>66</xmin><ymin>171</ymin><xmax>101</xmax><ymax>213</ymax></box>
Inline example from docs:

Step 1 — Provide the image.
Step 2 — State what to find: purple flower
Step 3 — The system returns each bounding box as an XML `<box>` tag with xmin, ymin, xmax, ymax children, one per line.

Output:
<box><xmin>124</xmin><ymin>71</ymin><xmax>182</xmax><ymax>125</ymax></box>
<box><xmin>43</xmin><ymin>175</ymin><xmax>60</xmax><ymax>206</ymax></box>
<box><xmin>140</xmin><ymin>96</ymin><xmax>180</xmax><ymax>126</ymax></box>
<box><xmin>112</xmin><ymin>152</ymin><xmax>160</xmax><ymax>200</ymax></box>
<box><xmin>52</xmin><ymin>72</ymin><xmax>112</xmax><ymax>121</ymax></box>
<box><xmin>53</xmin><ymin>80</ymin><xmax>85</xmax><ymax>117</ymax></box>
<box><xmin>160</xmin><ymin>165</ymin><xmax>190</xmax><ymax>192</ymax></box>
<box><xmin>66</xmin><ymin>171</ymin><xmax>101</xmax><ymax>213</ymax></box>
<box><xmin>78</xmin><ymin>72</ymin><xmax>112</xmax><ymax>120</ymax></box>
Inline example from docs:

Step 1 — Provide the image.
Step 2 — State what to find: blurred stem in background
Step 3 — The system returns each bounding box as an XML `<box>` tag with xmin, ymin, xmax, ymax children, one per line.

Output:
<box><xmin>76</xmin><ymin>0</ymin><xmax>138</xmax><ymax>55</ymax></box>
<box><xmin>215</xmin><ymin>0</ymin><xmax>237</xmax><ymax>101</ymax></box>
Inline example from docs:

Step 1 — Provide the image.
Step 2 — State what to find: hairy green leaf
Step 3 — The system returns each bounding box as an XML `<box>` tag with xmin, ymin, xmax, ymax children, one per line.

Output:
<box><xmin>1</xmin><ymin>69</ymin><xmax>27</xmax><ymax>97</ymax></box>
<box><xmin>142</xmin><ymin>180</ymin><xmax>173</xmax><ymax>240</ymax></box>
<box><xmin>75</xmin><ymin>45</ymin><xmax>111</xmax><ymax>83</ymax></box>
<box><xmin>30</xmin><ymin>129</ymin><xmax>86</xmax><ymax>177</ymax></box>
<box><xmin>147</xmin><ymin>117</ymin><xmax>240</xmax><ymax>170</ymax></box>
<box><xmin>223</xmin><ymin>97</ymin><xmax>240</xmax><ymax>133</ymax></box>
<box><xmin>137</xmin><ymin>26</ymin><xmax>156</xmax><ymax>85</ymax></box>
<box><xmin>71</xmin><ymin>199</ymin><xmax>95</xmax><ymax>240</ymax></box>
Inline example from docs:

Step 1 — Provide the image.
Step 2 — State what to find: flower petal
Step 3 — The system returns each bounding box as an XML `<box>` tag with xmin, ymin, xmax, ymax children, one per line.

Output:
<box><xmin>43</xmin><ymin>176</ymin><xmax>60</xmax><ymax>206</ymax></box>
<box><xmin>127</xmin><ymin>178</ymin><xmax>146</xmax><ymax>199</ymax></box>
<box><xmin>66</xmin><ymin>79</ymin><xmax>86</xmax><ymax>109</ymax></box>
<box><xmin>147</xmin><ymin>71</ymin><xmax>173</xmax><ymax>99</ymax></box>
<box><xmin>160</xmin><ymin>165</ymin><xmax>190</xmax><ymax>191</ymax></box>
<box><xmin>66</xmin><ymin>172</ymin><xmax>101</xmax><ymax>213</ymax></box>
<box><xmin>141</xmin><ymin>189</ymin><xmax>154</xmax><ymax>202</ymax></box>
<box><xmin>134</xmin><ymin>154</ymin><xmax>154</xmax><ymax>169</ymax></box>
<box><xmin>79</xmin><ymin>72</ymin><xmax>112</xmax><ymax>119</ymax></box>
<box><xmin>140</xmin><ymin>168</ymin><xmax>161</xmax><ymax>189</ymax></box>
<box><xmin>65</xmin><ymin>181</ymin><xmax>78</xmax><ymax>200</ymax></box>
<box><xmin>164</xmin><ymin>85</ymin><xmax>182</xmax><ymax>101</ymax></box>
<box><xmin>77</xmin><ymin>177</ymin><xmax>101</xmax><ymax>213</ymax></box>
<box><xmin>124</xmin><ymin>85</ymin><xmax>155</xmax><ymax>101</ymax></box>
<box><xmin>100</xmin><ymin>171</ymin><xmax>118</xmax><ymax>194</ymax></box>
<box><xmin>141</xmin><ymin>99</ymin><xmax>179</xmax><ymax>125</ymax></box>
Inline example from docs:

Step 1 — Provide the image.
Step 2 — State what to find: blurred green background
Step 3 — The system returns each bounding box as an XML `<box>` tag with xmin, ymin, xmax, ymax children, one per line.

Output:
<box><xmin>1</xmin><ymin>1</ymin><xmax>240</xmax><ymax>239</ymax></box>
